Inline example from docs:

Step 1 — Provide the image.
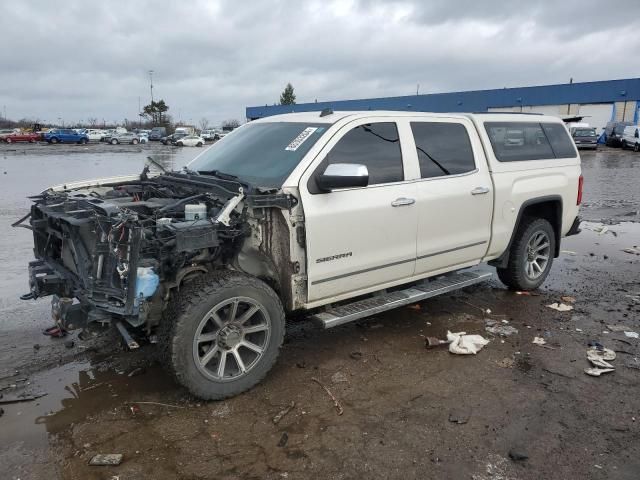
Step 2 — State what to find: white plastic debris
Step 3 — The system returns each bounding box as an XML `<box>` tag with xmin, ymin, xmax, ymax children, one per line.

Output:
<box><xmin>532</xmin><ymin>336</ymin><xmax>547</xmax><ymax>346</ymax></box>
<box><xmin>486</xmin><ymin>325</ymin><xmax>518</xmax><ymax>337</ymax></box>
<box><xmin>624</xmin><ymin>331</ymin><xmax>639</xmax><ymax>339</ymax></box>
<box><xmin>446</xmin><ymin>331</ymin><xmax>489</xmax><ymax>355</ymax></box>
<box><xmin>547</xmin><ymin>303</ymin><xmax>574</xmax><ymax>312</ymax></box>
<box><xmin>585</xmin><ymin>368</ymin><xmax>615</xmax><ymax>377</ymax></box>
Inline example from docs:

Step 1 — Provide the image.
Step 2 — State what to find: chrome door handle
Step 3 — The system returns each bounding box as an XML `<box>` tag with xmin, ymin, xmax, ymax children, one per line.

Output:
<box><xmin>391</xmin><ymin>197</ymin><xmax>415</xmax><ymax>207</ymax></box>
<box><xmin>471</xmin><ymin>187</ymin><xmax>490</xmax><ymax>195</ymax></box>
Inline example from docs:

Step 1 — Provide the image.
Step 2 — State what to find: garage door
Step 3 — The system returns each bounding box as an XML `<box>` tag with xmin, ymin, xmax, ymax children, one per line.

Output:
<box><xmin>577</xmin><ymin>103</ymin><xmax>613</xmax><ymax>133</ymax></box>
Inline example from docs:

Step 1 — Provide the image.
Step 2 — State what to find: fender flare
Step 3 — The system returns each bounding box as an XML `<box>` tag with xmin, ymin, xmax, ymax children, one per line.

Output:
<box><xmin>489</xmin><ymin>195</ymin><xmax>563</xmax><ymax>269</ymax></box>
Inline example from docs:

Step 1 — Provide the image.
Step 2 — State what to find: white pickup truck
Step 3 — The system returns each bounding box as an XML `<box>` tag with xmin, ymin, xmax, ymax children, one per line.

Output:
<box><xmin>20</xmin><ymin>110</ymin><xmax>582</xmax><ymax>399</ymax></box>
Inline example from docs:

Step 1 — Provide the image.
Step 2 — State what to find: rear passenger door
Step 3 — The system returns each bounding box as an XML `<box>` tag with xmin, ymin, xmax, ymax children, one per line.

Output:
<box><xmin>300</xmin><ymin>120</ymin><xmax>417</xmax><ymax>303</ymax></box>
<box><xmin>408</xmin><ymin>118</ymin><xmax>493</xmax><ymax>276</ymax></box>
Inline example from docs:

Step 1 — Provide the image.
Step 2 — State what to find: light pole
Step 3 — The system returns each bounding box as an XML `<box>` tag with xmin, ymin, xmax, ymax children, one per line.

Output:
<box><xmin>148</xmin><ymin>70</ymin><xmax>154</xmax><ymax>104</ymax></box>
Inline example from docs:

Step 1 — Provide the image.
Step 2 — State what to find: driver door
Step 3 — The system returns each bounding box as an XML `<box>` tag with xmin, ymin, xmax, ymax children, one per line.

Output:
<box><xmin>299</xmin><ymin>120</ymin><xmax>418</xmax><ymax>303</ymax></box>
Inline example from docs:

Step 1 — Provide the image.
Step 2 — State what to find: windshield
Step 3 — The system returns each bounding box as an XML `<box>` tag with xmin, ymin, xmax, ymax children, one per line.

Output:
<box><xmin>574</xmin><ymin>129</ymin><xmax>596</xmax><ymax>137</ymax></box>
<box><xmin>188</xmin><ymin>122</ymin><xmax>328</xmax><ymax>187</ymax></box>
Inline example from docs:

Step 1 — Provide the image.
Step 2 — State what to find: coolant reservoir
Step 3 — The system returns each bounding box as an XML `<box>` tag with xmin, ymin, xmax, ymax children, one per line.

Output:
<box><xmin>135</xmin><ymin>267</ymin><xmax>159</xmax><ymax>299</ymax></box>
<box><xmin>185</xmin><ymin>204</ymin><xmax>207</xmax><ymax>221</ymax></box>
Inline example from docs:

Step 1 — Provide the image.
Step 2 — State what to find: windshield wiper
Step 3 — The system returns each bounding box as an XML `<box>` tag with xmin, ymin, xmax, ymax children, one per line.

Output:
<box><xmin>197</xmin><ymin>170</ymin><xmax>239</xmax><ymax>181</ymax></box>
<box><xmin>182</xmin><ymin>166</ymin><xmax>200</xmax><ymax>175</ymax></box>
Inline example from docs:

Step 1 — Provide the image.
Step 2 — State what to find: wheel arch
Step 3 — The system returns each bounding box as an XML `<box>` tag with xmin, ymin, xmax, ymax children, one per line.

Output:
<box><xmin>489</xmin><ymin>195</ymin><xmax>563</xmax><ymax>269</ymax></box>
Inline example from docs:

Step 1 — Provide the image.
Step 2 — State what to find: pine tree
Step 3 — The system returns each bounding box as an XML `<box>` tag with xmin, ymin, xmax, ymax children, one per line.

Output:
<box><xmin>279</xmin><ymin>83</ymin><xmax>296</xmax><ymax>105</ymax></box>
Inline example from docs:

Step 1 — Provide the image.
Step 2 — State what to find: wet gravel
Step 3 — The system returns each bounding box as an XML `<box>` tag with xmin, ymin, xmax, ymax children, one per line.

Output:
<box><xmin>0</xmin><ymin>144</ymin><xmax>639</xmax><ymax>479</ymax></box>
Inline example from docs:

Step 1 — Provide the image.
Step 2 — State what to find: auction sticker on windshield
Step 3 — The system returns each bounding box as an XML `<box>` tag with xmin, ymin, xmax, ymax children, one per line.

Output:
<box><xmin>285</xmin><ymin>127</ymin><xmax>318</xmax><ymax>151</ymax></box>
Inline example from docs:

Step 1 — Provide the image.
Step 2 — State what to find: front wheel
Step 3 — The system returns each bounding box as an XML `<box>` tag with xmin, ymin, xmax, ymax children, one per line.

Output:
<box><xmin>164</xmin><ymin>273</ymin><xmax>285</xmax><ymax>400</ymax></box>
<box><xmin>110</xmin><ymin>139</ymin><xmax>118</xmax><ymax>145</ymax></box>
<box><xmin>196</xmin><ymin>142</ymin><xmax>203</xmax><ymax>147</ymax></box>
<box><xmin>132</xmin><ymin>138</ymin><xmax>139</xmax><ymax>145</ymax></box>
<box><xmin>5</xmin><ymin>138</ymin><xmax>11</xmax><ymax>144</ymax></box>
<box><xmin>497</xmin><ymin>217</ymin><xmax>556</xmax><ymax>291</ymax></box>
<box><xmin>50</xmin><ymin>137</ymin><xmax>59</xmax><ymax>144</ymax></box>
<box><xmin>176</xmin><ymin>142</ymin><xmax>183</xmax><ymax>147</ymax></box>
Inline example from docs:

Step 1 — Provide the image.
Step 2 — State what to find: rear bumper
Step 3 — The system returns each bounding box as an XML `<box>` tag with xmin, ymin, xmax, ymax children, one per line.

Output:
<box><xmin>566</xmin><ymin>216</ymin><xmax>581</xmax><ymax>237</ymax></box>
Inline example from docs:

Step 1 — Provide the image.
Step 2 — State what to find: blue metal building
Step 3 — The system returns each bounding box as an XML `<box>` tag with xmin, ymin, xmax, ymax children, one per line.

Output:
<box><xmin>246</xmin><ymin>78</ymin><xmax>640</xmax><ymax>129</ymax></box>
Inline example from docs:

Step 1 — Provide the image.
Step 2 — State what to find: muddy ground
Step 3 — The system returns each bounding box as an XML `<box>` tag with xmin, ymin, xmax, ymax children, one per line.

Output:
<box><xmin>1</xmin><ymin>144</ymin><xmax>639</xmax><ymax>480</ymax></box>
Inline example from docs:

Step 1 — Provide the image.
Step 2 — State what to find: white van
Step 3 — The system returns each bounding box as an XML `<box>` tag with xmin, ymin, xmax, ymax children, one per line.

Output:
<box><xmin>621</xmin><ymin>125</ymin><xmax>640</xmax><ymax>151</ymax></box>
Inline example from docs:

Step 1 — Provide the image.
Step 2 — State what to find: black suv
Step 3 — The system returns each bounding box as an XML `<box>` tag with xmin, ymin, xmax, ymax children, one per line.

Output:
<box><xmin>160</xmin><ymin>132</ymin><xmax>188</xmax><ymax>145</ymax></box>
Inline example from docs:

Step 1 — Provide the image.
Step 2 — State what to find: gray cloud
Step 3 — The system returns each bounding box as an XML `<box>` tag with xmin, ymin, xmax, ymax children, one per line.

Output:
<box><xmin>1</xmin><ymin>0</ymin><xmax>638</xmax><ymax>126</ymax></box>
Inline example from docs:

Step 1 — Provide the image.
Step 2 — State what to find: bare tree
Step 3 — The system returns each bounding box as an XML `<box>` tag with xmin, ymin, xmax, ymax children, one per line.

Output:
<box><xmin>87</xmin><ymin>117</ymin><xmax>98</xmax><ymax>127</ymax></box>
<box><xmin>199</xmin><ymin>117</ymin><xmax>210</xmax><ymax>131</ymax></box>
<box><xmin>221</xmin><ymin>119</ymin><xmax>241</xmax><ymax>130</ymax></box>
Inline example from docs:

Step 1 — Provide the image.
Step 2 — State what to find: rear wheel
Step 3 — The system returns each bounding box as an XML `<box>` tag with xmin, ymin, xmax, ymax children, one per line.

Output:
<box><xmin>197</xmin><ymin>142</ymin><xmax>203</xmax><ymax>147</ymax></box>
<box><xmin>50</xmin><ymin>137</ymin><xmax>59</xmax><ymax>144</ymax></box>
<box><xmin>5</xmin><ymin>138</ymin><xmax>11</xmax><ymax>144</ymax></box>
<box><xmin>110</xmin><ymin>138</ymin><xmax>118</xmax><ymax>145</ymax></box>
<box><xmin>164</xmin><ymin>272</ymin><xmax>285</xmax><ymax>400</ymax></box>
<box><xmin>497</xmin><ymin>217</ymin><xmax>556</xmax><ymax>291</ymax></box>
<box><xmin>132</xmin><ymin>138</ymin><xmax>139</xmax><ymax>145</ymax></box>
<box><xmin>177</xmin><ymin>141</ymin><xmax>183</xmax><ymax>147</ymax></box>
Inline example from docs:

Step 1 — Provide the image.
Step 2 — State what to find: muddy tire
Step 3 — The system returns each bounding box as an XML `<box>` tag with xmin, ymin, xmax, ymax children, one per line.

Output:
<box><xmin>164</xmin><ymin>272</ymin><xmax>285</xmax><ymax>400</ymax></box>
<box><xmin>497</xmin><ymin>217</ymin><xmax>556</xmax><ymax>291</ymax></box>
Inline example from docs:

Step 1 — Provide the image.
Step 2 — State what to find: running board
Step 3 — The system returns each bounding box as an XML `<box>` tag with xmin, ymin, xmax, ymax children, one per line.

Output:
<box><xmin>311</xmin><ymin>270</ymin><xmax>492</xmax><ymax>329</ymax></box>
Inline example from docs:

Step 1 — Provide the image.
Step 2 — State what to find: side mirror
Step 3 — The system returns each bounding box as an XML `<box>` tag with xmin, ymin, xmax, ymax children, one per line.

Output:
<box><xmin>317</xmin><ymin>163</ymin><xmax>369</xmax><ymax>192</ymax></box>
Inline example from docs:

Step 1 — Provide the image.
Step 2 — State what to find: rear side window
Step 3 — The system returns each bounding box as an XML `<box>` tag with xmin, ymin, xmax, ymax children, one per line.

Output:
<box><xmin>541</xmin><ymin>123</ymin><xmax>577</xmax><ymax>158</ymax></box>
<box><xmin>326</xmin><ymin>122</ymin><xmax>403</xmax><ymax>185</ymax></box>
<box><xmin>410</xmin><ymin>122</ymin><xmax>475</xmax><ymax>178</ymax></box>
<box><xmin>485</xmin><ymin>122</ymin><xmax>576</xmax><ymax>161</ymax></box>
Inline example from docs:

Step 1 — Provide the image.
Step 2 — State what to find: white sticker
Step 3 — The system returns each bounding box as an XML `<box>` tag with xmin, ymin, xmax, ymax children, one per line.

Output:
<box><xmin>285</xmin><ymin>127</ymin><xmax>318</xmax><ymax>151</ymax></box>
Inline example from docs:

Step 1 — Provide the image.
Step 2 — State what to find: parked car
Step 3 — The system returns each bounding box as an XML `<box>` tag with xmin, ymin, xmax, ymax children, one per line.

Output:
<box><xmin>161</xmin><ymin>132</ymin><xmax>188</xmax><ymax>145</ymax></box>
<box><xmin>138</xmin><ymin>132</ymin><xmax>149</xmax><ymax>144</ymax></box>
<box><xmin>201</xmin><ymin>130</ymin><xmax>217</xmax><ymax>141</ymax></box>
<box><xmin>1</xmin><ymin>131</ymin><xmax>40</xmax><ymax>143</ymax></box>
<box><xmin>0</xmin><ymin>129</ymin><xmax>18</xmax><ymax>140</ymax></box>
<box><xmin>604</xmin><ymin>121</ymin><xmax>634</xmax><ymax>147</ymax></box>
<box><xmin>19</xmin><ymin>111</ymin><xmax>582</xmax><ymax>400</ymax></box>
<box><xmin>149</xmin><ymin>126</ymin><xmax>167</xmax><ymax>141</ymax></box>
<box><xmin>572</xmin><ymin>127</ymin><xmax>598</xmax><ymax>150</ymax></box>
<box><xmin>44</xmin><ymin>129</ymin><xmax>89</xmax><ymax>144</ymax></box>
<box><xmin>175</xmin><ymin>135</ymin><xmax>205</xmax><ymax>147</ymax></box>
<box><xmin>109</xmin><ymin>132</ymin><xmax>141</xmax><ymax>145</ymax></box>
<box><xmin>84</xmin><ymin>129</ymin><xmax>106</xmax><ymax>141</ymax></box>
<box><xmin>621</xmin><ymin>125</ymin><xmax>640</xmax><ymax>151</ymax></box>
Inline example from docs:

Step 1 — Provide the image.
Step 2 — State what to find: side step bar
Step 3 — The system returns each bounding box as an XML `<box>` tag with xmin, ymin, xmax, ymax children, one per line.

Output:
<box><xmin>311</xmin><ymin>270</ymin><xmax>492</xmax><ymax>329</ymax></box>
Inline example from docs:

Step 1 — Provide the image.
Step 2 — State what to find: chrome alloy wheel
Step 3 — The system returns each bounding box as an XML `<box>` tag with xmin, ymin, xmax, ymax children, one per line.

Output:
<box><xmin>524</xmin><ymin>230</ymin><xmax>551</xmax><ymax>279</ymax></box>
<box><xmin>192</xmin><ymin>297</ymin><xmax>271</xmax><ymax>381</ymax></box>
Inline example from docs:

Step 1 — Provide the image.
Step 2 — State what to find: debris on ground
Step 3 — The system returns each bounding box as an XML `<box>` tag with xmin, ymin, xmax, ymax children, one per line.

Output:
<box><xmin>349</xmin><ymin>351</ymin><xmax>363</xmax><ymax>360</ymax></box>
<box><xmin>561</xmin><ymin>250</ymin><xmax>577</xmax><ymax>255</ymax></box>
<box><xmin>89</xmin><ymin>453</ymin><xmax>123</xmax><ymax>466</ymax></box>
<box><xmin>496</xmin><ymin>358</ymin><xmax>515</xmax><ymax>368</ymax></box>
<box><xmin>585</xmin><ymin>346</ymin><xmax>617</xmax><ymax>375</ymax></box>
<box><xmin>532</xmin><ymin>337</ymin><xmax>547</xmax><ymax>346</ymax></box>
<box><xmin>447</xmin><ymin>331</ymin><xmax>489</xmax><ymax>355</ymax></box>
<box><xmin>64</xmin><ymin>340</ymin><xmax>75</xmax><ymax>349</ymax></box>
<box><xmin>127</xmin><ymin>367</ymin><xmax>145</xmax><ymax>377</ymax></box>
<box><xmin>43</xmin><ymin>325</ymin><xmax>67</xmax><ymax>338</ymax></box>
<box><xmin>508</xmin><ymin>449</ymin><xmax>529</xmax><ymax>461</ymax></box>
<box><xmin>560</xmin><ymin>296</ymin><xmax>576</xmax><ymax>304</ymax></box>
<box><xmin>624</xmin><ymin>331</ymin><xmax>639</xmax><ymax>339</ymax></box>
<box><xmin>547</xmin><ymin>303</ymin><xmax>574</xmax><ymax>312</ymax></box>
<box><xmin>331</xmin><ymin>372</ymin><xmax>348</xmax><ymax>384</ymax></box>
<box><xmin>448</xmin><ymin>408</ymin><xmax>470</xmax><ymax>424</ymax></box>
<box><xmin>622</xmin><ymin>247</ymin><xmax>640</xmax><ymax>255</ymax></box>
<box><xmin>485</xmin><ymin>324</ymin><xmax>519</xmax><ymax>337</ymax></box>
<box><xmin>425</xmin><ymin>336</ymin><xmax>450</xmax><ymax>349</ymax></box>
<box><xmin>407</xmin><ymin>304</ymin><xmax>421</xmax><ymax>311</ymax></box>
<box><xmin>272</xmin><ymin>402</ymin><xmax>296</xmax><ymax>425</ymax></box>
<box><xmin>584</xmin><ymin>367</ymin><xmax>615</xmax><ymax>377</ymax></box>
<box><xmin>126</xmin><ymin>401</ymin><xmax>184</xmax><ymax>409</ymax></box>
<box><xmin>311</xmin><ymin>377</ymin><xmax>344</xmax><ymax>415</ymax></box>
<box><xmin>0</xmin><ymin>392</ymin><xmax>47</xmax><ymax>404</ymax></box>
<box><xmin>607</xmin><ymin>325</ymin><xmax>634</xmax><ymax>333</ymax></box>
<box><xmin>277</xmin><ymin>432</ymin><xmax>289</xmax><ymax>447</ymax></box>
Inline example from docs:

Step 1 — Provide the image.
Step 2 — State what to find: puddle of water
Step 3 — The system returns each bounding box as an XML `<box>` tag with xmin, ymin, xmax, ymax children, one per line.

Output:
<box><xmin>0</xmin><ymin>360</ymin><xmax>178</xmax><ymax>449</ymax></box>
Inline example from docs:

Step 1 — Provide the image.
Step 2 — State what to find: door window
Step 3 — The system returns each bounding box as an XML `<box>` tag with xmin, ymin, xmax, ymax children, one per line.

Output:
<box><xmin>324</xmin><ymin>122</ymin><xmax>403</xmax><ymax>185</ymax></box>
<box><xmin>410</xmin><ymin>122</ymin><xmax>476</xmax><ymax>178</ymax></box>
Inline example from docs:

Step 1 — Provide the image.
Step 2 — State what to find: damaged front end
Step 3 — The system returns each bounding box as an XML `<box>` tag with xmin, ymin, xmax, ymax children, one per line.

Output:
<box><xmin>17</xmin><ymin>167</ymin><xmax>298</xmax><ymax>340</ymax></box>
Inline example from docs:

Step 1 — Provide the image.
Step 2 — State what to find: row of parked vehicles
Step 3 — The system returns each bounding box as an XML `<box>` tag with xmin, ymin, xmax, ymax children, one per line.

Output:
<box><xmin>0</xmin><ymin>125</ymin><xmax>229</xmax><ymax>147</ymax></box>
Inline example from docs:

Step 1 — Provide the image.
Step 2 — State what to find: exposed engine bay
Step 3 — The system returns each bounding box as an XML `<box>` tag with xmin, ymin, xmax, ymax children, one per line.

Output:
<box><xmin>18</xmin><ymin>166</ymin><xmax>300</xmax><ymax>336</ymax></box>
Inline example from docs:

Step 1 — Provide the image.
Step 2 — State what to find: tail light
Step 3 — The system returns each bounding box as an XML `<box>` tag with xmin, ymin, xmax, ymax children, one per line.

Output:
<box><xmin>577</xmin><ymin>174</ymin><xmax>584</xmax><ymax>205</ymax></box>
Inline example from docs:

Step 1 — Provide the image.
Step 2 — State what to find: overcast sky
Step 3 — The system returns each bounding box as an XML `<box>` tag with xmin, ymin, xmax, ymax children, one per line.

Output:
<box><xmin>1</xmin><ymin>0</ymin><xmax>639</xmax><ymax>126</ymax></box>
